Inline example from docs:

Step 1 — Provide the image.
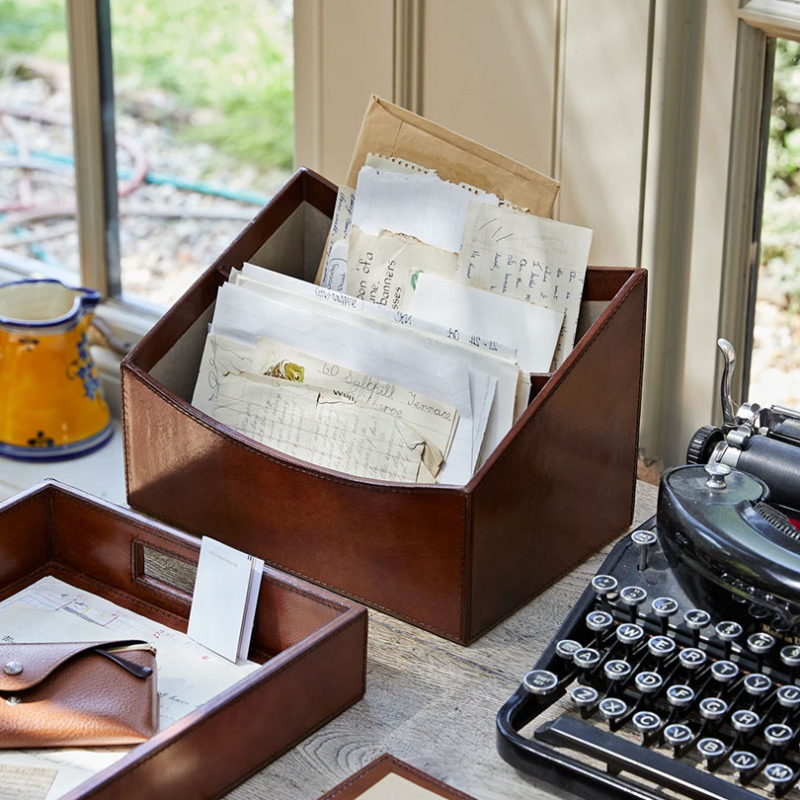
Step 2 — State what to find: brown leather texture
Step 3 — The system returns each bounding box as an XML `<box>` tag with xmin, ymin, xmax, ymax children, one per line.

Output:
<box><xmin>0</xmin><ymin>480</ymin><xmax>367</xmax><ymax>800</ymax></box>
<box><xmin>317</xmin><ymin>754</ymin><xmax>477</xmax><ymax>800</ymax></box>
<box><xmin>122</xmin><ymin>168</ymin><xmax>647</xmax><ymax>645</ymax></box>
<box><xmin>0</xmin><ymin>641</ymin><xmax>157</xmax><ymax>748</ymax></box>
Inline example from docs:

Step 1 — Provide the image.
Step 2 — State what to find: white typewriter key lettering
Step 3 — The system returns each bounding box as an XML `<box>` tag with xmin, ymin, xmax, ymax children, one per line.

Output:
<box><xmin>765</xmin><ymin>763</ymin><xmax>795</xmax><ymax>789</ymax></box>
<box><xmin>598</xmin><ymin>697</ymin><xmax>628</xmax><ymax>721</ymax></box>
<box><xmin>634</xmin><ymin>671</ymin><xmax>663</xmax><ymax>694</ymax></box>
<box><xmin>731</xmin><ymin>709</ymin><xmax>761</xmax><ymax>732</ymax></box>
<box><xmin>591</xmin><ymin>575</ymin><xmax>618</xmax><ymax>596</ymax></box>
<box><xmin>523</xmin><ymin>669</ymin><xmax>559</xmax><ymax>696</ymax></box>
<box><xmin>743</xmin><ymin>673</ymin><xmax>772</xmax><ymax>696</ymax></box>
<box><xmin>604</xmin><ymin>660</ymin><xmax>632</xmax><ymax>682</ymax></box>
<box><xmin>616</xmin><ymin>624</ymin><xmax>644</xmax><ymax>645</ymax></box>
<box><xmin>585</xmin><ymin>611</ymin><xmax>614</xmax><ymax>632</ymax></box>
<box><xmin>648</xmin><ymin>636</ymin><xmax>676</xmax><ymax>658</ymax></box>
<box><xmin>555</xmin><ymin>639</ymin><xmax>582</xmax><ymax>659</ymax></box>
<box><xmin>683</xmin><ymin>609</ymin><xmax>711</xmax><ymax>630</ymax></box>
<box><xmin>664</xmin><ymin>723</ymin><xmax>693</xmax><ymax>746</ymax></box>
<box><xmin>666</xmin><ymin>685</ymin><xmax>695</xmax><ymax>707</ymax></box>
<box><xmin>619</xmin><ymin>586</ymin><xmax>648</xmax><ymax>607</ymax></box>
<box><xmin>710</xmin><ymin>660</ymin><xmax>739</xmax><ymax>683</ymax></box>
<box><xmin>569</xmin><ymin>685</ymin><xmax>599</xmax><ymax>708</ymax></box>
<box><xmin>699</xmin><ymin>697</ymin><xmax>728</xmax><ymax>720</ymax></box>
<box><xmin>678</xmin><ymin>648</ymin><xmax>707</xmax><ymax>670</ymax></box>
<box><xmin>573</xmin><ymin>648</ymin><xmax>601</xmax><ymax>670</ymax></box>
<box><xmin>780</xmin><ymin>644</ymin><xmax>800</xmax><ymax>668</ymax></box>
<box><xmin>777</xmin><ymin>685</ymin><xmax>800</xmax><ymax>708</ymax></box>
<box><xmin>729</xmin><ymin>751</ymin><xmax>759</xmax><ymax>774</ymax></box>
<box><xmin>651</xmin><ymin>597</ymin><xmax>679</xmax><ymax>617</ymax></box>
<box><xmin>696</xmin><ymin>738</ymin><xmax>726</xmax><ymax>761</ymax></box>
<box><xmin>747</xmin><ymin>631</ymin><xmax>776</xmax><ymax>653</ymax></box>
<box><xmin>632</xmin><ymin>711</ymin><xmax>662</xmax><ymax>733</ymax></box>
<box><xmin>765</xmin><ymin>723</ymin><xmax>793</xmax><ymax>746</ymax></box>
<box><xmin>714</xmin><ymin>620</ymin><xmax>743</xmax><ymax>641</ymax></box>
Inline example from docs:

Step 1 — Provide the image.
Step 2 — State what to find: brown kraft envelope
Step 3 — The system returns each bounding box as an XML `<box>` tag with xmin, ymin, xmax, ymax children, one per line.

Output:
<box><xmin>316</xmin><ymin>94</ymin><xmax>561</xmax><ymax>284</ymax></box>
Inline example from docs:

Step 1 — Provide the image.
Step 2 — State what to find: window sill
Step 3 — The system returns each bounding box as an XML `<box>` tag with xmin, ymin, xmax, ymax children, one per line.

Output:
<box><xmin>0</xmin><ymin>422</ymin><xmax>127</xmax><ymax>505</ymax></box>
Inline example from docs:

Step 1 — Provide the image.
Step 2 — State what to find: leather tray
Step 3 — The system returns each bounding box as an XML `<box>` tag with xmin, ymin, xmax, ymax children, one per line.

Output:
<box><xmin>121</xmin><ymin>167</ymin><xmax>647</xmax><ymax>645</ymax></box>
<box><xmin>317</xmin><ymin>754</ymin><xmax>477</xmax><ymax>799</ymax></box>
<box><xmin>0</xmin><ymin>479</ymin><xmax>367</xmax><ymax>800</ymax></box>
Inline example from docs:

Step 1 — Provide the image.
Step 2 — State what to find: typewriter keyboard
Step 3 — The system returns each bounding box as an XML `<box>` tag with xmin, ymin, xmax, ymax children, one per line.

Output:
<box><xmin>497</xmin><ymin>525</ymin><xmax>800</xmax><ymax>800</ymax></box>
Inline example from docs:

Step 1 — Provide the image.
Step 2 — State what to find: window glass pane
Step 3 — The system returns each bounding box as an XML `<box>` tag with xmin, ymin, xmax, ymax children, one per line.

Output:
<box><xmin>110</xmin><ymin>0</ymin><xmax>294</xmax><ymax>309</ymax></box>
<box><xmin>0</xmin><ymin>0</ymin><xmax>79</xmax><ymax>278</ymax></box>
<box><xmin>752</xmin><ymin>38</ymin><xmax>800</xmax><ymax>409</ymax></box>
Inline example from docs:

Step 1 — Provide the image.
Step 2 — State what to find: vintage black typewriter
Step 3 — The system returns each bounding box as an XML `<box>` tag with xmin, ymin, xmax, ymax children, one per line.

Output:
<box><xmin>497</xmin><ymin>341</ymin><xmax>800</xmax><ymax>800</ymax></box>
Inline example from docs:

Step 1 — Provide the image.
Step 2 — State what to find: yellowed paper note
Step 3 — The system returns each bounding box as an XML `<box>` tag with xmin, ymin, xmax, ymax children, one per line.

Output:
<box><xmin>0</xmin><ymin>765</ymin><xmax>57</xmax><ymax>800</ymax></box>
<box><xmin>457</xmin><ymin>203</ymin><xmax>592</xmax><ymax>369</ymax></box>
<box><xmin>345</xmin><ymin>227</ymin><xmax>458</xmax><ymax>313</ymax></box>
<box><xmin>212</xmin><ymin>374</ymin><xmax>437</xmax><ymax>482</ymax></box>
<box><xmin>358</xmin><ymin>772</ymin><xmax>449</xmax><ymax>800</ymax></box>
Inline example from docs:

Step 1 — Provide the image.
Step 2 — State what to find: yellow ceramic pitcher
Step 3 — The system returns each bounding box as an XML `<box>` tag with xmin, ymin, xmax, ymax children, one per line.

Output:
<box><xmin>0</xmin><ymin>278</ymin><xmax>111</xmax><ymax>460</ymax></box>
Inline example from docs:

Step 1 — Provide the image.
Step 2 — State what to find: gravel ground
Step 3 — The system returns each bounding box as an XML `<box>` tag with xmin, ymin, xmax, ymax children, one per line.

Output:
<box><xmin>0</xmin><ymin>67</ymin><xmax>290</xmax><ymax>308</ymax></box>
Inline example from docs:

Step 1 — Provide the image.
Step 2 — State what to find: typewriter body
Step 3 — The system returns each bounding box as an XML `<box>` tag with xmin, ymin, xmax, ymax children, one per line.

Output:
<box><xmin>497</xmin><ymin>342</ymin><xmax>800</xmax><ymax>800</ymax></box>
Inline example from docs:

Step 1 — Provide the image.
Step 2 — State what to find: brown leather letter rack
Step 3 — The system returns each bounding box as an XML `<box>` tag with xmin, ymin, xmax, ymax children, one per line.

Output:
<box><xmin>121</xmin><ymin>168</ymin><xmax>647</xmax><ymax>645</ymax></box>
<box><xmin>0</xmin><ymin>480</ymin><xmax>367</xmax><ymax>800</ymax></box>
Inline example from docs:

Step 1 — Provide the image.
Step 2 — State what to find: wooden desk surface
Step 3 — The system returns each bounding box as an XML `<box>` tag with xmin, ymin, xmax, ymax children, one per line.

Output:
<box><xmin>232</xmin><ymin>481</ymin><xmax>659</xmax><ymax>800</ymax></box>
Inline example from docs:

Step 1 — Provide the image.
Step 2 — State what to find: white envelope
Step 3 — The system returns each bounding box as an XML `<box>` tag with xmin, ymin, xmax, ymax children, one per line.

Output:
<box><xmin>411</xmin><ymin>273</ymin><xmax>564</xmax><ymax>374</ymax></box>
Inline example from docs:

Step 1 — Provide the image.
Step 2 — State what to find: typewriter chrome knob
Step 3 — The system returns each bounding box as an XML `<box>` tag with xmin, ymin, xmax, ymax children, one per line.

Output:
<box><xmin>731</xmin><ymin>709</ymin><xmax>761</xmax><ymax>733</ymax></box>
<box><xmin>777</xmin><ymin>685</ymin><xmax>800</xmax><ymax>709</ymax></box>
<box><xmin>523</xmin><ymin>669</ymin><xmax>559</xmax><ymax>696</ymax></box>
<box><xmin>683</xmin><ymin>609</ymin><xmax>711</xmax><ymax>646</ymax></box>
<box><xmin>704</xmin><ymin>462</ymin><xmax>731</xmax><ymax>490</ymax></box>
<box><xmin>743</xmin><ymin>672</ymin><xmax>772</xmax><ymax>697</ymax></box>
<box><xmin>666</xmin><ymin>684</ymin><xmax>695</xmax><ymax>708</ymax></box>
<box><xmin>699</xmin><ymin>697</ymin><xmax>728</xmax><ymax>721</ymax></box>
<box><xmin>634</xmin><ymin>671</ymin><xmax>663</xmax><ymax>695</ymax></box>
<box><xmin>764</xmin><ymin>763</ymin><xmax>795</xmax><ymax>791</ymax></box>
<box><xmin>710</xmin><ymin>659</ymin><xmax>739</xmax><ymax>684</ymax></box>
<box><xmin>765</xmin><ymin>723</ymin><xmax>794</xmax><ymax>746</ymax></box>
<box><xmin>585</xmin><ymin>610</ymin><xmax>613</xmax><ymax>633</ymax></box>
<box><xmin>598</xmin><ymin>697</ymin><xmax>628</xmax><ymax>723</ymax></box>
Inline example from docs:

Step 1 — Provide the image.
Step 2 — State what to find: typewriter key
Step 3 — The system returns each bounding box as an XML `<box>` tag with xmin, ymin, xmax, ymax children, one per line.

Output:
<box><xmin>569</xmin><ymin>684</ymin><xmax>599</xmax><ymax>712</ymax></box>
<box><xmin>743</xmin><ymin>672</ymin><xmax>772</xmax><ymax>698</ymax></box>
<box><xmin>619</xmin><ymin>586</ymin><xmax>648</xmax><ymax>622</ymax></box>
<box><xmin>598</xmin><ymin>697</ymin><xmax>628</xmax><ymax>723</ymax></box>
<box><xmin>585</xmin><ymin>610</ymin><xmax>614</xmax><ymax>646</ymax></box>
<box><xmin>731</xmin><ymin>709</ymin><xmax>761</xmax><ymax>733</ymax></box>
<box><xmin>555</xmin><ymin>639</ymin><xmax>582</xmax><ymax>661</ymax></box>
<box><xmin>764</xmin><ymin>763</ymin><xmax>795</xmax><ymax>792</ymax></box>
<box><xmin>634</xmin><ymin>671</ymin><xmax>663</xmax><ymax>695</ymax></box>
<box><xmin>710</xmin><ymin>659</ymin><xmax>739</xmax><ymax>685</ymax></box>
<box><xmin>780</xmin><ymin>644</ymin><xmax>800</xmax><ymax>677</ymax></box>
<box><xmin>616</xmin><ymin>623</ymin><xmax>644</xmax><ymax>648</ymax></box>
<box><xmin>631</xmin><ymin>529</ymin><xmax>657</xmax><ymax>571</ymax></box>
<box><xmin>699</xmin><ymin>697</ymin><xmax>728</xmax><ymax>721</ymax></box>
<box><xmin>591</xmin><ymin>574</ymin><xmax>618</xmax><ymax>604</ymax></box>
<box><xmin>648</xmin><ymin>635</ymin><xmax>676</xmax><ymax>664</ymax></box>
<box><xmin>664</xmin><ymin>723</ymin><xmax>693</xmax><ymax>747</ymax></box>
<box><xmin>715</xmin><ymin>620</ymin><xmax>743</xmax><ymax>657</ymax></box>
<box><xmin>696</xmin><ymin>737</ymin><xmax>726</xmax><ymax>765</ymax></box>
<box><xmin>747</xmin><ymin>631</ymin><xmax>776</xmax><ymax>671</ymax></box>
<box><xmin>777</xmin><ymin>684</ymin><xmax>800</xmax><ymax>709</ymax></box>
<box><xmin>678</xmin><ymin>647</ymin><xmax>707</xmax><ymax>671</ymax></box>
<box><xmin>764</xmin><ymin>723</ymin><xmax>794</xmax><ymax>746</ymax></box>
<box><xmin>632</xmin><ymin>710</ymin><xmax>662</xmax><ymax>737</ymax></box>
<box><xmin>684</xmin><ymin>609</ymin><xmax>711</xmax><ymax>646</ymax></box>
<box><xmin>729</xmin><ymin>751</ymin><xmax>759</xmax><ymax>780</ymax></box>
<box><xmin>604</xmin><ymin>659</ymin><xmax>632</xmax><ymax>683</ymax></box>
<box><xmin>573</xmin><ymin>647</ymin><xmax>601</xmax><ymax>672</ymax></box>
<box><xmin>523</xmin><ymin>669</ymin><xmax>559</xmax><ymax>696</ymax></box>
<box><xmin>666</xmin><ymin>684</ymin><xmax>695</xmax><ymax>708</ymax></box>
<box><xmin>651</xmin><ymin>596</ymin><xmax>679</xmax><ymax>635</ymax></box>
